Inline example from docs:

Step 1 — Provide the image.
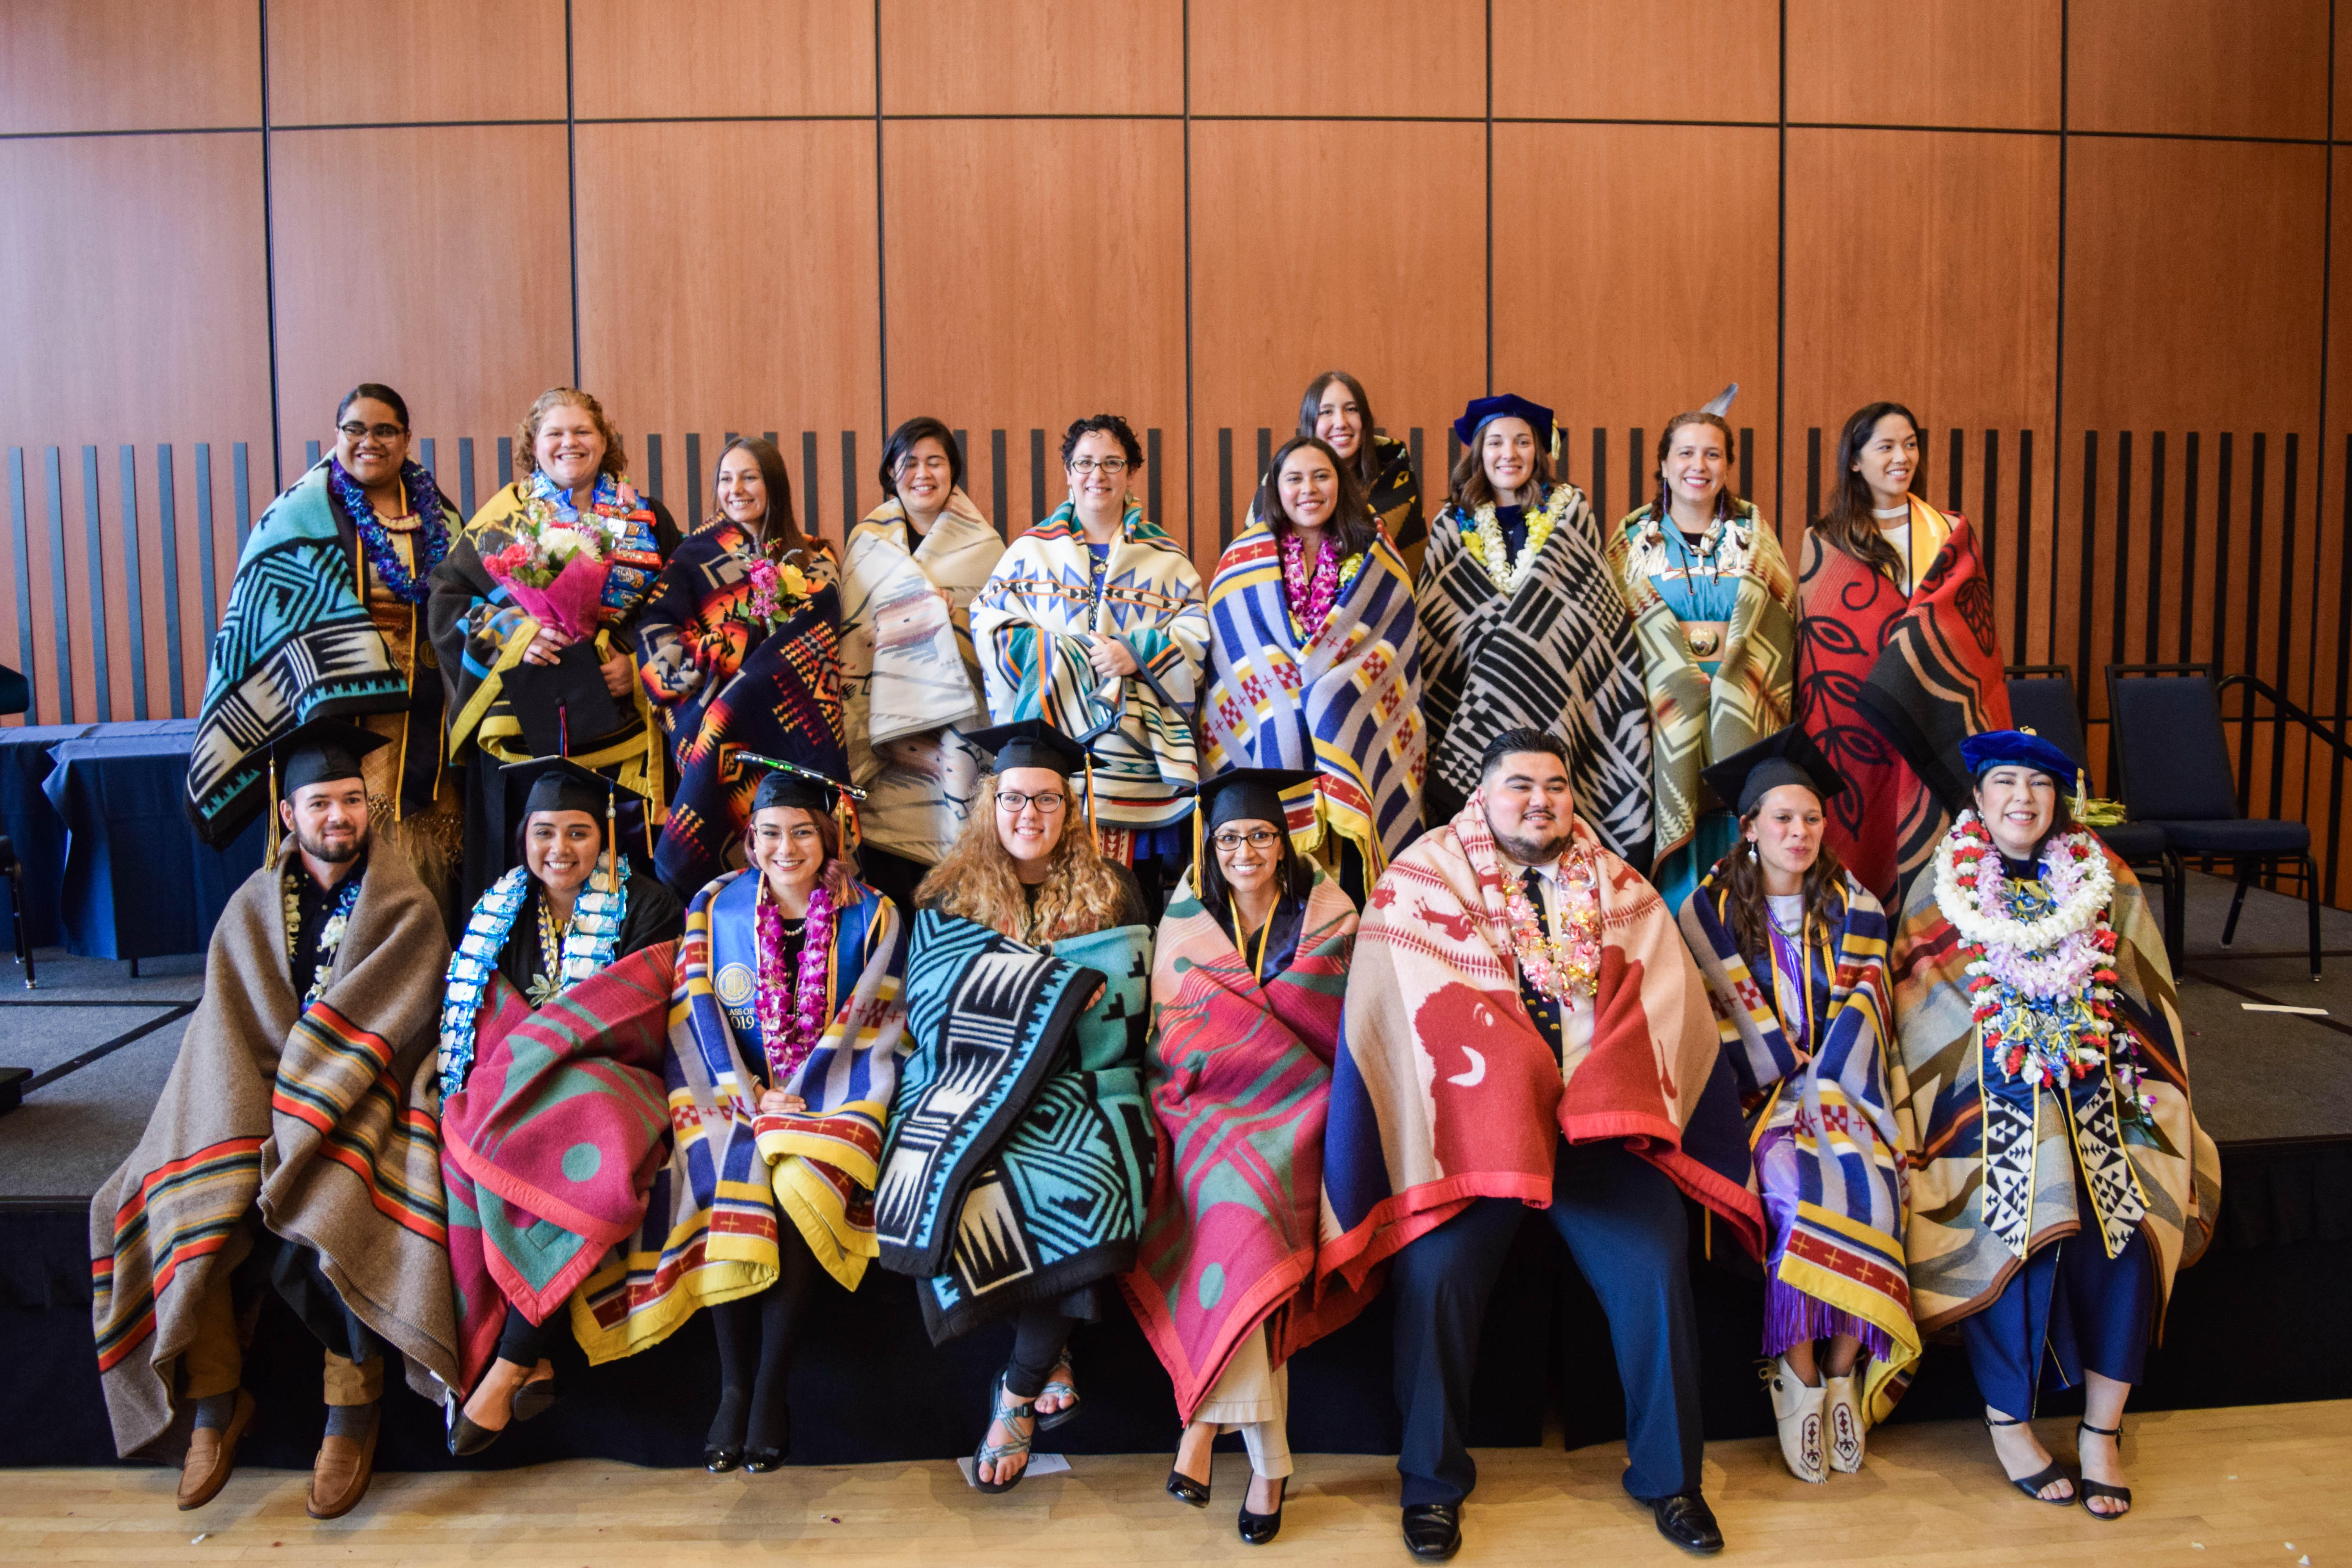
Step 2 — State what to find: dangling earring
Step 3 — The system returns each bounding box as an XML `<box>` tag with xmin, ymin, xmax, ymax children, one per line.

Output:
<box><xmin>1748</xmin><ymin>840</ymin><xmax>1759</xmax><ymax>860</ymax></box>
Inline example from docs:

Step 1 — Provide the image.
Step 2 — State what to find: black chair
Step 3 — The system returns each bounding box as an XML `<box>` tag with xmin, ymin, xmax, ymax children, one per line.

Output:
<box><xmin>0</xmin><ymin>662</ymin><xmax>30</xmax><ymax>989</ymax></box>
<box><xmin>2004</xmin><ymin>665</ymin><xmax>2181</xmax><ymax>969</ymax></box>
<box><xmin>2106</xmin><ymin>663</ymin><xmax>2322</xmax><ymax>981</ymax></box>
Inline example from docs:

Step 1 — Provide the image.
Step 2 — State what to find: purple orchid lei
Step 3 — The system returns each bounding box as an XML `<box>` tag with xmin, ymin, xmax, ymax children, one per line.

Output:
<box><xmin>755</xmin><ymin>873</ymin><xmax>836</xmax><ymax>1085</ymax></box>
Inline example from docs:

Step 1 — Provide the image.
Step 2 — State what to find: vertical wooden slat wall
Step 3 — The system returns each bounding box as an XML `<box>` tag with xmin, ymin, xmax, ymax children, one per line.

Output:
<box><xmin>4</xmin><ymin>0</ymin><xmax>2351</xmax><ymax>902</ymax></box>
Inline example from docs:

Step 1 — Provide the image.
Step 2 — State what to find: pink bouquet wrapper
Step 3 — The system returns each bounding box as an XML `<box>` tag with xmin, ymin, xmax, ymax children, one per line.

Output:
<box><xmin>488</xmin><ymin>550</ymin><xmax>612</xmax><ymax>642</ymax></box>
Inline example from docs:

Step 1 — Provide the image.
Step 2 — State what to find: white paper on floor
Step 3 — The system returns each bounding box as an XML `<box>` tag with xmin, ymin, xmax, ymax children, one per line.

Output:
<box><xmin>956</xmin><ymin>1452</ymin><xmax>1071</xmax><ymax>1487</ymax></box>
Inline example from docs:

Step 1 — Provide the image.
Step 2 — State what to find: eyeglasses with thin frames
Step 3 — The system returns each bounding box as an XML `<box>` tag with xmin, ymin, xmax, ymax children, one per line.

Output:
<box><xmin>1068</xmin><ymin>457</ymin><xmax>1129</xmax><ymax>475</ymax></box>
<box><xmin>339</xmin><ymin>422</ymin><xmax>407</xmax><ymax>442</ymax></box>
<box><xmin>1212</xmin><ymin>829</ymin><xmax>1283</xmax><ymax>851</ymax></box>
<box><xmin>995</xmin><ymin>790</ymin><xmax>1067</xmax><ymax>813</ymax></box>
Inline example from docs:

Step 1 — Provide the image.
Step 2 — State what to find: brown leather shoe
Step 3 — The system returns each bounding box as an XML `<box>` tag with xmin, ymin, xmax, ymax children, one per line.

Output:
<box><xmin>176</xmin><ymin>1390</ymin><xmax>256</xmax><ymax>1510</ymax></box>
<box><xmin>306</xmin><ymin>1413</ymin><xmax>379</xmax><ymax>1520</ymax></box>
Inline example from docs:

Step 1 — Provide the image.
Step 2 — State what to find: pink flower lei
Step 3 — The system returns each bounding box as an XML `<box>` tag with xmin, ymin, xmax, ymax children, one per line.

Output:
<box><xmin>1278</xmin><ymin>527</ymin><xmax>1341</xmax><ymax>636</ymax></box>
<box><xmin>1502</xmin><ymin>846</ymin><xmax>1603</xmax><ymax>1007</ymax></box>
<box><xmin>755</xmin><ymin>872</ymin><xmax>835</xmax><ymax>1085</ymax></box>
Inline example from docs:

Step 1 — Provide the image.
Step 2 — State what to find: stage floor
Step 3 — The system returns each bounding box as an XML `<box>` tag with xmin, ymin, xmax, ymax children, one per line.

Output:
<box><xmin>3</xmin><ymin>869</ymin><xmax>2347</xmax><ymax>1196</ymax></box>
<box><xmin>6</xmin><ymin>1401</ymin><xmax>2346</xmax><ymax>1566</ymax></box>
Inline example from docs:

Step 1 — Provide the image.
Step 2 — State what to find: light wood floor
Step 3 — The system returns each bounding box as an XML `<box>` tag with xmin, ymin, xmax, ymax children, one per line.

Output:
<box><xmin>7</xmin><ymin>1402</ymin><xmax>2347</xmax><ymax>1566</ymax></box>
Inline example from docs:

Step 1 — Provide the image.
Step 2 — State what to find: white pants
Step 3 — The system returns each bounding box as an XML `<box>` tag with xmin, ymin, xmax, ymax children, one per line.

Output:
<box><xmin>1195</xmin><ymin>1327</ymin><xmax>1293</xmax><ymax>1479</ymax></box>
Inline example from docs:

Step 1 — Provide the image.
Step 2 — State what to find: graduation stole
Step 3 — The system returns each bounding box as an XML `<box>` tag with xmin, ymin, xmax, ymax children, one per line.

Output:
<box><xmin>438</xmin><ymin>862</ymin><xmax>631</xmax><ymax>1096</ymax></box>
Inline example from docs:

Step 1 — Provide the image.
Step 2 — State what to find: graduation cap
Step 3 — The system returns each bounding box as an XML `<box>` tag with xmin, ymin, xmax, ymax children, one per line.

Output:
<box><xmin>1197</xmin><ymin>766</ymin><xmax>1319</xmax><ymax>835</ymax></box>
<box><xmin>1958</xmin><ymin>728</ymin><xmax>2080</xmax><ymax>786</ymax></box>
<box><xmin>1451</xmin><ymin>392</ymin><xmax>1555</xmax><ymax>454</ymax></box>
<box><xmin>735</xmin><ymin>752</ymin><xmax>863</xmax><ymax>853</ymax></box>
<box><xmin>264</xmin><ymin>717</ymin><xmax>390</xmax><ymax>869</ymax></box>
<box><xmin>500</xmin><ymin>753</ymin><xmax>645</xmax><ymax>887</ymax></box>
<box><xmin>963</xmin><ymin>719</ymin><xmax>1091</xmax><ymax>779</ymax></box>
<box><xmin>1701</xmin><ymin>724</ymin><xmax>1848</xmax><ymax>818</ymax></box>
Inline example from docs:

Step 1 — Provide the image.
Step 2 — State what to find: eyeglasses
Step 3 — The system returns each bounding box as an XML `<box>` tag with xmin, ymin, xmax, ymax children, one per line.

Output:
<box><xmin>339</xmin><ymin>422</ymin><xmax>406</xmax><ymax>442</ymax></box>
<box><xmin>1212</xmin><ymin>829</ymin><xmax>1283</xmax><ymax>851</ymax></box>
<box><xmin>995</xmin><ymin>790</ymin><xmax>1066</xmax><ymax>813</ymax></box>
<box><xmin>1068</xmin><ymin>457</ymin><xmax>1129</xmax><ymax>475</ymax></box>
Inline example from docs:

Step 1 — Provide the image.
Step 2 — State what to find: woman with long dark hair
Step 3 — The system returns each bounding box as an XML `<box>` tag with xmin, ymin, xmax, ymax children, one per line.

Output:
<box><xmin>1604</xmin><ymin>412</ymin><xmax>1798</xmax><ymax>914</ymax></box>
<box><xmin>841</xmin><ymin>417</ymin><xmax>1006</xmax><ymax>911</ymax></box>
<box><xmin>1677</xmin><ymin>728</ymin><xmax>1916</xmax><ymax>1484</ymax></box>
<box><xmin>633</xmin><ymin>437</ymin><xmax>847</xmax><ymax>892</ymax></box>
<box><xmin>1292</xmin><ymin>371</ymin><xmax>1427</xmax><ymax>574</ymax></box>
<box><xmin>1792</xmin><ymin>403</ymin><xmax>2009</xmax><ymax>906</ymax></box>
<box><xmin>1201</xmin><ymin>434</ymin><xmax>1423</xmax><ymax>903</ymax></box>
<box><xmin>1127</xmin><ymin>767</ymin><xmax>1364</xmax><ymax>1544</ymax></box>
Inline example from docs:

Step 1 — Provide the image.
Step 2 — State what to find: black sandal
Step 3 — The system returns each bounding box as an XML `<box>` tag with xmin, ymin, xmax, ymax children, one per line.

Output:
<box><xmin>1985</xmin><ymin>1412</ymin><xmax>2074</xmax><ymax>1505</ymax></box>
<box><xmin>2076</xmin><ymin>1420</ymin><xmax>2132</xmax><ymax>1520</ymax></box>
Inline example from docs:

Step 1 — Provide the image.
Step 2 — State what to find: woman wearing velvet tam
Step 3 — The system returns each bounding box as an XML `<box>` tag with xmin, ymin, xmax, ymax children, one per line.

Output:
<box><xmin>1678</xmin><ymin>726</ymin><xmax>1915</xmax><ymax>1484</ymax></box>
<box><xmin>1890</xmin><ymin>728</ymin><xmax>2220</xmax><ymax>1519</ymax></box>
<box><xmin>435</xmin><ymin>757</ymin><xmax>683</xmax><ymax>1457</ymax></box>
<box><xmin>1128</xmin><ymin>766</ymin><xmax>1364</xmax><ymax>1545</ymax></box>
<box><xmin>875</xmin><ymin>718</ymin><xmax>1152</xmax><ymax>1494</ymax></box>
<box><xmin>1417</xmin><ymin>393</ymin><xmax>1650</xmax><ymax>860</ymax></box>
<box><xmin>575</xmin><ymin>763</ymin><xmax>905</xmax><ymax>1473</ymax></box>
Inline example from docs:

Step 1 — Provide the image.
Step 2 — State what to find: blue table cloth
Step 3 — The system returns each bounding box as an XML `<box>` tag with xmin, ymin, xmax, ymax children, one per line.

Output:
<box><xmin>42</xmin><ymin>719</ymin><xmax>264</xmax><ymax>962</ymax></box>
<box><xmin>0</xmin><ymin>723</ymin><xmax>96</xmax><ymax>948</ymax></box>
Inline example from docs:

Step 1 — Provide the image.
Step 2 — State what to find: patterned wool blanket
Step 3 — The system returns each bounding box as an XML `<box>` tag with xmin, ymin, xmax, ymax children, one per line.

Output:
<box><xmin>652</xmin><ymin>581</ymin><xmax>848</xmax><ymax>892</ymax></box>
<box><xmin>1680</xmin><ymin>868</ymin><xmax>1918</xmax><ymax>1419</ymax></box>
<box><xmin>573</xmin><ymin>874</ymin><xmax>902</xmax><ymax>1359</ymax></box>
<box><xmin>841</xmin><ymin>494</ymin><xmax>1004</xmax><ymax>864</ymax></box>
<box><xmin>90</xmin><ymin>848</ymin><xmax>457</xmax><ymax>1457</ymax></box>
<box><xmin>1319</xmin><ymin>801</ymin><xmax>1762</xmax><ymax>1289</ymax></box>
<box><xmin>1122</xmin><ymin>869</ymin><xmax>1368</xmax><ymax>1419</ymax></box>
<box><xmin>1605</xmin><ymin>501</ymin><xmax>1797</xmax><ymax>873</ymax></box>
<box><xmin>1889</xmin><ymin>846</ymin><xmax>2220</xmax><ymax>1336</ymax></box>
<box><xmin>187</xmin><ymin>461</ymin><xmax>461</xmax><ymax>844</ymax></box>
<box><xmin>1417</xmin><ymin>487</ymin><xmax>1653</xmax><ymax>862</ymax></box>
<box><xmin>439</xmin><ymin>946</ymin><xmax>676</xmax><ymax>1391</ymax></box>
<box><xmin>972</xmin><ymin>501</ymin><xmax>1208</xmax><ymax>832</ymax></box>
<box><xmin>1795</xmin><ymin>502</ymin><xmax>2009</xmax><ymax>905</ymax></box>
<box><xmin>1202</xmin><ymin>521</ymin><xmax>1425</xmax><ymax>875</ymax></box>
<box><xmin>875</xmin><ymin>912</ymin><xmax>1156</xmax><ymax>1343</ymax></box>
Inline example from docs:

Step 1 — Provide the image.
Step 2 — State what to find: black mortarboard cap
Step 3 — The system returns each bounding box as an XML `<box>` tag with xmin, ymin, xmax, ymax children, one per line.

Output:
<box><xmin>751</xmin><ymin>764</ymin><xmax>847</xmax><ymax>815</ymax></box>
<box><xmin>271</xmin><ymin>717</ymin><xmax>389</xmax><ymax>795</ymax></box>
<box><xmin>502</xmin><ymin>754</ymin><xmax>636</xmax><ymax>821</ymax></box>
<box><xmin>1197</xmin><ymin>766</ymin><xmax>1319</xmax><ymax>834</ymax></box>
<box><xmin>963</xmin><ymin>718</ymin><xmax>1092</xmax><ymax>779</ymax></box>
<box><xmin>1700</xmin><ymin>724</ymin><xmax>1848</xmax><ymax>818</ymax></box>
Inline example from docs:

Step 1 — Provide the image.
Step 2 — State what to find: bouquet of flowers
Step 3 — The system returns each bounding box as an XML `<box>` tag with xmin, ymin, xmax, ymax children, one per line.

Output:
<box><xmin>744</xmin><ymin>557</ymin><xmax>813</xmax><ymax>635</ymax></box>
<box><xmin>484</xmin><ymin>523</ymin><xmax>612</xmax><ymax>641</ymax></box>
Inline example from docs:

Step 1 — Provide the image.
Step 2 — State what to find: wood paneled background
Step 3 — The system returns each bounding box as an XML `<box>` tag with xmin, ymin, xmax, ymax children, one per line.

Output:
<box><xmin>6</xmin><ymin>0</ymin><xmax>2352</xmax><ymax>901</ymax></box>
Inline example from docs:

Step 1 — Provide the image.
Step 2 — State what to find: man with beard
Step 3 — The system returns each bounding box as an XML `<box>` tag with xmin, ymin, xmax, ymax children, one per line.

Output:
<box><xmin>1318</xmin><ymin>728</ymin><xmax>1762</xmax><ymax>1559</ymax></box>
<box><xmin>91</xmin><ymin>719</ymin><xmax>458</xmax><ymax>1520</ymax></box>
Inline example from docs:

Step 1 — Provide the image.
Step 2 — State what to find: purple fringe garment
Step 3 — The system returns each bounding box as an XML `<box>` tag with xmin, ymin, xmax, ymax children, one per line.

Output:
<box><xmin>1756</xmin><ymin>1125</ymin><xmax>1896</xmax><ymax>1362</ymax></box>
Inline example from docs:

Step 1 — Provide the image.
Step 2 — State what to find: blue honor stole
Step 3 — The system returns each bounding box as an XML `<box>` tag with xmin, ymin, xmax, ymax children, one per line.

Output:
<box><xmin>709</xmin><ymin>871</ymin><xmax>766</xmax><ymax>1059</ymax></box>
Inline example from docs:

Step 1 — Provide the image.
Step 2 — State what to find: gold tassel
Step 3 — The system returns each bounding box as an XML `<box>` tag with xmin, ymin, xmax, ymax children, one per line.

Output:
<box><xmin>603</xmin><ymin>781</ymin><xmax>617</xmax><ymax>898</ymax></box>
<box><xmin>2071</xmin><ymin>766</ymin><xmax>2129</xmax><ymax>828</ymax></box>
<box><xmin>266</xmin><ymin>750</ymin><xmax>279</xmax><ymax>871</ymax></box>
<box><xmin>1084</xmin><ymin>753</ymin><xmax>1101</xmax><ymax>855</ymax></box>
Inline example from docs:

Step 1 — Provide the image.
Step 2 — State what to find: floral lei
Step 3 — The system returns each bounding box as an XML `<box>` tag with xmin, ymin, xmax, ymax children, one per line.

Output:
<box><xmin>755</xmin><ymin>874</ymin><xmax>836</xmax><ymax>1085</ymax></box>
<box><xmin>329</xmin><ymin>457</ymin><xmax>448</xmax><ymax>605</ymax></box>
<box><xmin>1277</xmin><ymin>528</ymin><xmax>1363</xmax><ymax>639</ymax></box>
<box><xmin>284</xmin><ymin>867</ymin><xmax>364</xmax><ymax>1006</ymax></box>
<box><xmin>1932</xmin><ymin>810</ymin><xmax>2151</xmax><ymax>1114</ymax></box>
<box><xmin>1468</xmin><ymin>485</ymin><xmax>1573</xmax><ymax>596</ymax></box>
<box><xmin>1503</xmin><ymin>848</ymin><xmax>1603</xmax><ymax>1007</ymax></box>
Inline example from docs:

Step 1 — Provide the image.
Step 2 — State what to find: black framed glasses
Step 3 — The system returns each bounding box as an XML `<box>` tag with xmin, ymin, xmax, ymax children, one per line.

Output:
<box><xmin>1211</xmin><ymin>829</ymin><xmax>1283</xmax><ymax>851</ymax></box>
<box><xmin>338</xmin><ymin>422</ymin><xmax>406</xmax><ymax>441</ymax></box>
<box><xmin>1068</xmin><ymin>457</ymin><xmax>1129</xmax><ymax>475</ymax></box>
<box><xmin>995</xmin><ymin>790</ymin><xmax>1067</xmax><ymax>813</ymax></box>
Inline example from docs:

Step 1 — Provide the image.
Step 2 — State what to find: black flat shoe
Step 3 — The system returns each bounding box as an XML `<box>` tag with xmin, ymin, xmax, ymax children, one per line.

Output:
<box><xmin>1166</xmin><ymin>1464</ymin><xmax>1212</xmax><ymax>1506</ymax></box>
<box><xmin>743</xmin><ymin>1446</ymin><xmax>785</xmax><ymax>1473</ymax></box>
<box><xmin>704</xmin><ymin>1445</ymin><xmax>743</xmax><ymax>1473</ymax></box>
<box><xmin>1238</xmin><ymin>1476</ymin><xmax>1285</xmax><ymax>1545</ymax></box>
<box><xmin>445</xmin><ymin>1410</ymin><xmax>502</xmax><ymax>1458</ymax></box>
<box><xmin>510</xmin><ymin>1376</ymin><xmax>557</xmax><ymax>1423</ymax></box>
<box><xmin>1650</xmin><ymin>1492</ymin><xmax>1724</xmax><ymax>1554</ymax></box>
<box><xmin>1401</xmin><ymin>1502</ymin><xmax>1461</xmax><ymax>1561</ymax></box>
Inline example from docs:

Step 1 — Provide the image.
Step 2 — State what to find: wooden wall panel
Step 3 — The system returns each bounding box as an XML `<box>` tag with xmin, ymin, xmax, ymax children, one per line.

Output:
<box><xmin>575</xmin><ymin>120</ymin><xmax>880</xmax><ymax>538</ymax></box>
<box><xmin>267</xmin><ymin>0</ymin><xmax>564</xmax><ymax>126</ymax></box>
<box><xmin>1490</xmin><ymin>125</ymin><xmax>1780</xmax><ymax>528</ymax></box>
<box><xmin>269</xmin><ymin>126</ymin><xmax>575</xmax><ymax>490</ymax></box>
<box><xmin>1490</xmin><ymin>0</ymin><xmax>1777</xmax><ymax>124</ymax></box>
<box><xmin>1189</xmin><ymin>120</ymin><xmax>1486</xmax><ymax>542</ymax></box>
<box><xmin>878</xmin><ymin>0</ymin><xmax>1181</xmax><ymax>117</ymax></box>
<box><xmin>1188</xmin><ymin>0</ymin><xmax>1483</xmax><ymax>118</ymax></box>
<box><xmin>1787</xmin><ymin>0</ymin><xmax>2061</xmax><ymax>129</ymax></box>
<box><xmin>2069</xmin><ymin>0</ymin><xmax>2328</xmax><ymax>140</ymax></box>
<box><xmin>882</xmin><ymin>120</ymin><xmax>1189</xmax><ymax>552</ymax></box>
<box><xmin>573</xmin><ymin>0</ymin><xmax>873</xmax><ymax>120</ymax></box>
<box><xmin>2319</xmin><ymin>147</ymin><xmax>2352</xmax><ymax>898</ymax></box>
<box><xmin>0</xmin><ymin>0</ymin><xmax>258</xmax><ymax>134</ymax></box>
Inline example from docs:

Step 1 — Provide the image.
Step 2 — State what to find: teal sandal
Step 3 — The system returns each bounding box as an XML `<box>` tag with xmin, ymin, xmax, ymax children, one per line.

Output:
<box><xmin>973</xmin><ymin>1373</ymin><xmax>1036</xmax><ymax>1494</ymax></box>
<box><xmin>1036</xmin><ymin>1352</ymin><xmax>1083</xmax><ymax>1432</ymax></box>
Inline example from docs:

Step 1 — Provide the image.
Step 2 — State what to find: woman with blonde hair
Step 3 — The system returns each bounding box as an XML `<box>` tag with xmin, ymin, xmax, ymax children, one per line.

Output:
<box><xmin>873</xmin><ymin>720</ymin><xmax>1152</xmax><ymax>1494</ymax></box>
<box><xmin>429</xmin><ymin>387</ymin><xmax>680</xmax><ymax>903</ymax></box>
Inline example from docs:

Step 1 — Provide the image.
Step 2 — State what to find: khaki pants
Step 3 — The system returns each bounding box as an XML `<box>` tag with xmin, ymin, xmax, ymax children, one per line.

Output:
<box><xmin>1196</xmin><ymin>1327</ymin><xmax>1293</xmax><ymax>1479</ymax></box>
<box><xmin>176</xmin><ymin>1225</ymin><xmax>383</xmax><ymax>1407</ymax></box>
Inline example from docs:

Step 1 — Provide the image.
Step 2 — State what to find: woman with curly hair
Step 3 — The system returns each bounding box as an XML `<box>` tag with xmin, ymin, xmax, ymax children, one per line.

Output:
<box><xmin>874</xmin><ymin>720</ymin><xmax>1151</xmax><ymax>1494</ymax></box>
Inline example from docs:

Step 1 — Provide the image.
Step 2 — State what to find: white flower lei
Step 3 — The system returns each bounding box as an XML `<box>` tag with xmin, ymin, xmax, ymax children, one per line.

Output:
<box><xmin>1931</xmin><ymin>810</ymin><xmax>2114</xmax><ymax>982</ymax></box>
<box><xmin>1469</xmin><ymin>485</ymin><xmax>1573</xmax><ymax>595</ymax></box>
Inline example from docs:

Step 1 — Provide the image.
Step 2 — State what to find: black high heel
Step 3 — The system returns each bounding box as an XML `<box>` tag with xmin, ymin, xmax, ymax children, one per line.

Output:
<box><xmin>1238</xmin><ymin>1475</ymin><xmax>1286</xmax><ymax>1545</ymax></box>
<box><xmin>1166</xmin><ymin>1463</ymin><xmax>1212</xmax><ymax>1506</ymax></box>
<box><xmin>1985</xmin><ymin>1412</ymin><xmax>2074</xmax><ymax>1505</ymax></box>
<box><xmin>2075</xmin><ymin>1420</ymin><xmax>2132</xmax><ymax>1520</ymax></box>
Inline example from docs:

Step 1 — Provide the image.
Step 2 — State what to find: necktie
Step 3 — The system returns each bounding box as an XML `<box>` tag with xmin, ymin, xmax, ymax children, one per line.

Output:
<box><xmin>1519</xmin><ymin>868</ymin><xmax>1564</xmax><ymax>1065</ymax></box>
